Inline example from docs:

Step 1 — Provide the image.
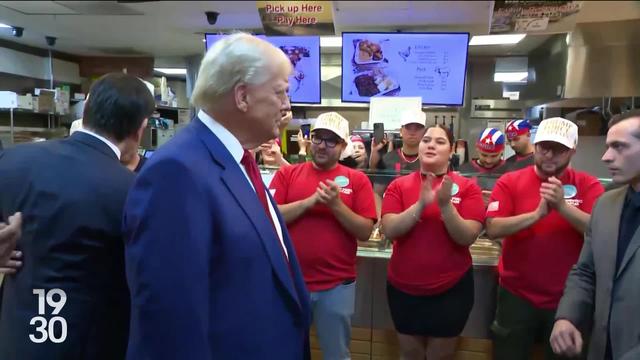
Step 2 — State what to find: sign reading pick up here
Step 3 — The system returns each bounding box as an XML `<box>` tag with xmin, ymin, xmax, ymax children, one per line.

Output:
<box><xmin>256</xmin><ymin>1</ymin><xmax>335</xmax><ymax>35</ymax></box>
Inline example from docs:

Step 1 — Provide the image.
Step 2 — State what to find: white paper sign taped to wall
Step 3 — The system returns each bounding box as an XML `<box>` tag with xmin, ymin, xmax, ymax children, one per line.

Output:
<box><xmin>369</xmin><ymin>97</ymin><xmax>422</xmax><ymax>130</ymax></box>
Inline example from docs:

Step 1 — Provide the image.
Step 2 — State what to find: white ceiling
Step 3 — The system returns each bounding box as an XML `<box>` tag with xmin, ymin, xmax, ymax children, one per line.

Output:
<box><xmin>0</xmin><ymin>1</ymin><xmax>638</xmax><ymax>58</ymax></box>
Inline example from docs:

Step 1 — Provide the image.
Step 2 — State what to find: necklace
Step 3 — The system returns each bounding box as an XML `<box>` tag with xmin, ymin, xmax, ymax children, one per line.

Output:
<box><xmin>398</xmin><ymin>149</ymin><xmax>419</xmax><ymax>163</ymax></box>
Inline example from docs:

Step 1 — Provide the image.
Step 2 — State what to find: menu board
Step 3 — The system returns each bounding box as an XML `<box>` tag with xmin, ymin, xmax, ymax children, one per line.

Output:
<box><xmin>341</xmin><ymin>32</ymin><xmax>469</xmax><ymax>106</ymax></box>
<box><xmin>205</xmin><ymin>34</ymin><xmax>321</xmax><ymax>104</ymax></box>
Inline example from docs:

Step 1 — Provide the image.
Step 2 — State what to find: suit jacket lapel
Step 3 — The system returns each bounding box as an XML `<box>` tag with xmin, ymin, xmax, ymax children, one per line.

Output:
<box><xmin>192</xmin><ymin>119</ymin><xmax>301</xmax><ymax>308</ymax></box>
<box><xmin>597</xmin><ymin>187</ymin><xmax>625</xmax><ymax>283</ymax></box>
<box><xmin>616</xmin><ymin>186</ymin><xmax>640</xmax><ymax>278</ymax></box>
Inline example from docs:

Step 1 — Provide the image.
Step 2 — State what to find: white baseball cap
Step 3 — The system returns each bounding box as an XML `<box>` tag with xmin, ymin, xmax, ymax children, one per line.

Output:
<box><xmin>312</xmin><ymin>112</ymin><xmax>350</xmax><ymax>141</ymax></box>
<box><xmin>400</xmin><ymin>109</ymin><xmax>426</xmax><ymax>127</ymax></box>
<box><xmin>533</xmin><ymin>117</ymin><xmax>578</xmax><ymax>149</ymax></box>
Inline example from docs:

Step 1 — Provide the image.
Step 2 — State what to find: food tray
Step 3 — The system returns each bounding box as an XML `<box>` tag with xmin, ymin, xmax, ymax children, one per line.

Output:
<box><xmin>352</xmin><ymin>70</ymin><xmax>400</xmax><ymax>97</ymax></box>
<box><xmin>353</xmin><ymin>40</ymin><xmax>385</xmax><ymax>65</ymax></box>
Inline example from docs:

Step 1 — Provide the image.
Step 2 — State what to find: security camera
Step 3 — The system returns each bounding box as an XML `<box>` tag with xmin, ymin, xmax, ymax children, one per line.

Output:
<box><xmin>12</xmin><ymin>27</ymin><xmax>23</xmax><ymax>37</ymax></box>
<box><xmin>45</xmin><ymin>36</ymin><xmax>56</xmax><ymax>47</ymax></box>
<box><xmin>205</xmin><ymin>11</ymin><xmax>219</xmax><ymax>25</ymax></box>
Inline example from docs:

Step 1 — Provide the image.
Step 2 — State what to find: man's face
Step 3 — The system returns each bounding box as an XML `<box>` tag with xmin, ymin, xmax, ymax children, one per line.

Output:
<box><xmin>243</xmin><ymin>66</ymin><xmax>291</xmax><ymax>145</ymax></box>
<box><xmin>477</xmin><ymin>150</ymin><xmax>503</xmax><ymax>168</ymax></box>
<box><xmin>311</xmin><ymin>129</ymin><xmax>345</xmax><ymax>168</ymax></box>
<box><xmin>534</xmin><ymin>141</ymin><xmax>575</xmax><ymax>177</ymax></box>
<box><xmin>602</xmin><ymin>117</ymin><xmax>640</xmax><ymax>186</ymax></box>
<box><xmin>400</xmin><ymin>123</ymin><xmax>426</xmax><ymax>148</ymax></box>
<box><xmin>508</xmin><ymin>133</ymin><xmax>531</xmax><ymax>154</ymax></box>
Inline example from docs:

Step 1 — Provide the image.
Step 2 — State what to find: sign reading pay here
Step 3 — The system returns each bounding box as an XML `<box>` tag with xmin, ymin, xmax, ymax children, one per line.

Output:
<box><xmin>256</xmin><ymin>1</ymin><xmax>335</xmax><ymax>35</ymax></box>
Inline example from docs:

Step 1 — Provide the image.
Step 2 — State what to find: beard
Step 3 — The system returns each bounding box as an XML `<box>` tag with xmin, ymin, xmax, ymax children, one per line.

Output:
<box><xmin>535</xmin><ymin>156</ymin><xmax>571</xmax><ymax>178</ymax></box>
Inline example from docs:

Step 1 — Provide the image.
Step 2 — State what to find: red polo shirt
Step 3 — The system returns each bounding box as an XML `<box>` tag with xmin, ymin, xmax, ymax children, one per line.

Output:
<box><xmin>487</xmin><ymin>166</ymin><xmax>604</xmax><ymax>309</ymax></box>
<box><xmin>270</xmin><ymin>162</ymin><xmax>377</xmax><ymax>292</ymax></box>
<box><xmin>382</xmin><ymin>171</ymin><xmax>485</xmax><ymax>296</ymax></box>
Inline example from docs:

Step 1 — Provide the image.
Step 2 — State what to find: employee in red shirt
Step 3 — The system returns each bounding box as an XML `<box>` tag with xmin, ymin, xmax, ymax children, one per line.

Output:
<box><xmin>270</xmin><ymin>111</ymin><xmax>377</xmax><ymax>360</ymax></box>
<box><xmin>504</xmin><ymin>119</ymin><xmax>535</xmax><ymax>172</ymax></box>
<box><xmin>486</xmin><ymin>117</ymin><xmax>605</xmax><ymax>360</ymax></box>
<box><xmin>459</xmin><ymin>127</ymin><xmax>507</xmax><ymax>204</ymax></box>
<box><xmin>381</xmin><ymin>124</ymin><xmax>485</xmax><ymax>360</ymax></box>
<box><xmin>459</xmin><ymin>127</ymin><xmax>506</xmax><ymax>175</ymax></box>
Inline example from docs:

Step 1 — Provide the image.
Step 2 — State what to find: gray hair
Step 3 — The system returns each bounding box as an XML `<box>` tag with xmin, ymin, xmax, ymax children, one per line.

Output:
<box><xmin>191</xmin><ymin>32</ymin><xmax>291</xmax><ymax>109</ymax></box>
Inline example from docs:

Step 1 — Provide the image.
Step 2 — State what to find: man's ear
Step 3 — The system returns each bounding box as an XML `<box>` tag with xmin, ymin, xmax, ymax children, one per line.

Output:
<box><xmin>135</xmin><ymin>118</ymin><xmax>148</xmax><ymax>143</ymax></box>
<box><xmin>234</xmin><ymin>83</ymin><xmax>249</xmax><ymax>112</ymax></box>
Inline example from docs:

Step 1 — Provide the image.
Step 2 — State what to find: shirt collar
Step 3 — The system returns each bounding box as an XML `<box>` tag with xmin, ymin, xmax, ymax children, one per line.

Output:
<box><xmin>198</xmin><ymin>110</ymin><xmax>244</xmax><ymax>165</ymax></box>
<box><xmin>75</xmin><ymin>128</ymin><xmax>121</xmax><ymax>160</ymax></box>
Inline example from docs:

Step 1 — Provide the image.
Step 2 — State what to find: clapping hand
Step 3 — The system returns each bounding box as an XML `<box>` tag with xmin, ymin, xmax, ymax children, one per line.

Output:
<box><xmin>540</xmin><ymin>176</ymin><xmax>566</xmax><ymax>210</ymax></box>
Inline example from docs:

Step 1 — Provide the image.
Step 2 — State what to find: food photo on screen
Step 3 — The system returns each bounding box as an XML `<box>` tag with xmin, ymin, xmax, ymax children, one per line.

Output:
<box><xmin>341</xmin><ymin>32</ymin><xmax>469</xmax><ymax>105</ymax></box>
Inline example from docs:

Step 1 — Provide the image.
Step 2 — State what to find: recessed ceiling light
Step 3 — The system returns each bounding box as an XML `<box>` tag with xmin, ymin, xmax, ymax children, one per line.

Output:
<box><xmin>0</xmin><ymin>23</ymin><xmax>12</xmax><ymax>28</ymax></box>
<box><xmin>154</xmin><ymin>68</ymin><xmax>187</xmax><ymax>75</ymax></box>
<box><xmin>469</xmin><ymin>34</ymin><xmax>526</xmax><ymax>46</ymax></box>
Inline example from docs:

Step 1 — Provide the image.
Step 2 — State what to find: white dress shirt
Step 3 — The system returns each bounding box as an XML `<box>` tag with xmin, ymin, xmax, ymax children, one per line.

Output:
<box><xmin>198</xmin><ymin>110</ymin><xmax>287</xmax><ymax>259</ymax></box>
<box><xmin>75</xmin><ymin>128</ymin><xmax>121</xmax><ymax>160</ymax></box>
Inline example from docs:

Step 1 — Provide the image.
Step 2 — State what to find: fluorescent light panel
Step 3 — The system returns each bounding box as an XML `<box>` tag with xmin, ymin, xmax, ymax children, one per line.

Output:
<box><xmin>154</xmin><ymin>68</ymin><xmax>187</xmax><ymax>75</ymax></box>
<box><xmin>320</xmin><ymin>36</ymin><xmax>342</xmax><ymax>48</ymax></box>
<box><xmin>0</xmin><ymin>23</ymin><xmax>11</xmax><ymax>28</ymax></box>
<box><xmin>469</xmin><ymin>34</ymin><xmax>526</xmax><ymax>46</ymax></box>
<box><xmin>494</xmin><ymin>72</ymin><xmax>528</xmax><ymax>83</ymax></box>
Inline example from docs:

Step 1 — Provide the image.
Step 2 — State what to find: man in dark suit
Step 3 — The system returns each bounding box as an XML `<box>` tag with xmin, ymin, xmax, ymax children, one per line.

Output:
<box><xmin>551</xmin><ymin>110</ymin><xmax>640</xmax><ymax>360</ymax></box>
<box><xmin>0</xmin><ymin>73</ymin><xmax>155</xmax><ymax>360</ymax></box>
<box><xmin>123</xmin><ymin>33</ymin><xmax>311</xmax><ymax>359</ymax></box>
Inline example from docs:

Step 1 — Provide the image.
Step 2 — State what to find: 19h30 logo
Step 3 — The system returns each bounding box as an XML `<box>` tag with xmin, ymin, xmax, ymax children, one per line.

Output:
<box><xmin>29</xmin><ymin>289</ymin><xmax>67</xmax><ymax>343</ymax></box>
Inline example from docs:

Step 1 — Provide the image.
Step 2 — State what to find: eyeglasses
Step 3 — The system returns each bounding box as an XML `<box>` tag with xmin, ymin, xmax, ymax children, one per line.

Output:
<box><xmin>535</xmin><ymin>143</ymin><xmax>570</xmax><ymax>155</ymax></box>
<box><xmin>311</xmin><ymin>136</ymin><xmax>340</xmax><ymax>148</ymax></box>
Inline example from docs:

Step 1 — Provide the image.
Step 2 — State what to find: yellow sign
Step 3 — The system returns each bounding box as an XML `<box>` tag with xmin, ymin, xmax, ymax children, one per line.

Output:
<box><xmin>256</xmin><ymin>1</ymin><xmax>335</xmax><ymax>35</ymax></box>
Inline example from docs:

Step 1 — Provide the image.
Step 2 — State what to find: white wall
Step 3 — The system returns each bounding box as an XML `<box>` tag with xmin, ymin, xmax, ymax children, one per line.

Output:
<box><xmin>0</xmin><ymin>47</ymin><xmax>81</xmax><ymax>84</ymax></box>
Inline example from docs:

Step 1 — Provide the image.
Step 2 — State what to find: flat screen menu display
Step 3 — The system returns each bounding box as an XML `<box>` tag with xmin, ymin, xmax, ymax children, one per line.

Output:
<box><xmin>205</xmin><ymin>34</ymin><xmax>321</xmax><ymax>104</ymax></box>
<box><xmin>341</xmin><ymin>32</ymin><xmax>469</xmax><ymax>106</ymax></box>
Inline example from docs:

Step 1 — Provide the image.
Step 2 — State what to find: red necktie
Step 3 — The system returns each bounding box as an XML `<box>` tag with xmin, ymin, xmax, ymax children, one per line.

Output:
<box><xmin>240</xmin><ymin>150</ymin><xmax>289</xmax><ymax>262</ymax></box>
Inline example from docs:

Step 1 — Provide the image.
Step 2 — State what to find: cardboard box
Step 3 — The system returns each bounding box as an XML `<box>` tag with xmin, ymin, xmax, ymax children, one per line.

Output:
<box><xmin>17</xmin><ymin>95</ymin><xmax>33</xmax><ymax>110</ymax></box>
<box><xmin>34</xmin><ymin>90</ymin><xmax>55</xmax><ymax>113</ymax></box>
<box><xmin>0</xmin><ymin>91</ymin><xmax>18</xmax><ymax>109</ymax></box>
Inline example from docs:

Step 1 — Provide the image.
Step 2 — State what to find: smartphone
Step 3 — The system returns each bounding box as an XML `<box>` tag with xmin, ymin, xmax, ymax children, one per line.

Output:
<box><xmin>301</xmin><ymin>124</ymin><xmax>311</xmax><ymax>139</ymax></box>
<box><xmin>373</xmin><ymin>123</ymin><xmax>384</xmax><ymax>144</ymax></box>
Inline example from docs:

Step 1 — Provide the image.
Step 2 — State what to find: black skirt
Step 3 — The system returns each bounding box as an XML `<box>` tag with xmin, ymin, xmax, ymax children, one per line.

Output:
<box><xmin>387</xmin><ymin>268</ymin><xmax>474</xmax><ymax>337</ymax></box>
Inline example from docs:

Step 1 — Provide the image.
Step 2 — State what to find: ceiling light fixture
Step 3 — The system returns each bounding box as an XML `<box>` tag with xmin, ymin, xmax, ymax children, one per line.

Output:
<box><xmin>154</xmin><ymin>68</ymin><xmax>187</xmax><ymax>75</ymax></box>
<box><xmin>469</xmin><ymin>34</ymin><xmax>526</xmax><ymax>46</ymax></box>
<box><xmin>493</xmin><ymin>72</ymin><xmax>528</xmax><ymax>83</ymax></box>
<box><xmin>320</xmin><ymin>36</ymin><xmax>342</xmax><ymax>48</ymax></box>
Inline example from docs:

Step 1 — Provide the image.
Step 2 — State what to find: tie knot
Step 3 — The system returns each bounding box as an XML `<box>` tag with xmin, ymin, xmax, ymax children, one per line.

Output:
<box><xmin>241</xmin><ymin>149</ymin><xmax>255</xmax><ymax>166</ymax></box>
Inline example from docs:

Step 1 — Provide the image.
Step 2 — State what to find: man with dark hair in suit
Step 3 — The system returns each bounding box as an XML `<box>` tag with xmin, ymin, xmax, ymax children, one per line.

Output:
<box><xmin>551</xmin><ymin>109</ymin><xmax>640</xmax><ymax>360</ymax></box>
<box><xmin>0</xmin><ymin>72</ymin><xmax>155</xmax><ymax>360</ymax></box>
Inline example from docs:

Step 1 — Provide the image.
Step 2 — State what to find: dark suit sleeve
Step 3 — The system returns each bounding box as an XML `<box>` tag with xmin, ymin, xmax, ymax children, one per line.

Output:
<box><xmin>124</xmin><ymin>158</ymin><xmax>212</xmax><ymax>360</ymax></box>
<box><xmin>555</xmin><ymin>201</ymin><xmax>598</xmax><ymax>332</ymax></box>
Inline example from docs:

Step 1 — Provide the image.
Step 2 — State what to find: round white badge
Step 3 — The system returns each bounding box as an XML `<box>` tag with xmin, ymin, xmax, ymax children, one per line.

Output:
<box><xmin>563</xmin><ymin>185</ymin><xmax>578</xmax><ymax>199</ymax></box>
<box><xmin>334</xmin><ymin>176</ymin><xmax>349</xmax><ymax>188</ymax></box>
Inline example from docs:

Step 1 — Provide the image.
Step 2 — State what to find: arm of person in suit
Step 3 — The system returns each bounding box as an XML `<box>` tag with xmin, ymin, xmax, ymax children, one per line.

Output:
<box><xmin>0</xmin><ymin>213</ymin><xmax>22</xmax><ymax>270</ymax></box>
<box><xmin>620</xmin><ymin>345</ymin><xmax>640</xmax><ymax>360</ymax></box>
<box><xmin>550</xmin><ymin>209</ymin><xmax>598</xmax><ymax>357</ymax></box>
<box><xmin>124</xmin><ymin>159</ymin><xmax>212</xmax><ymax>360</ymax></box>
